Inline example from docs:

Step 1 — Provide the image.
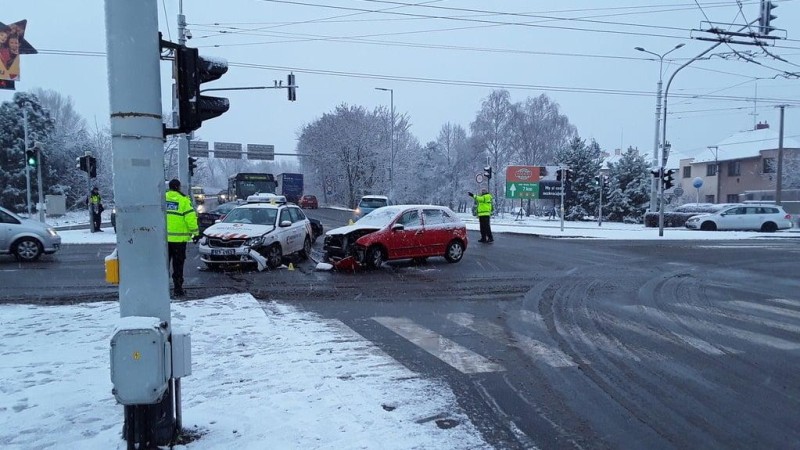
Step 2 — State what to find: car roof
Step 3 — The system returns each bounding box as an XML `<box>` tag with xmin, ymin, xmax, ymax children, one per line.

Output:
<box><xmin>360</xmin><ymin>195</ymin><xmax>389</xmax><ymax>200</ymax></box>
<box><xmin>246</xmin><ymin>193</ymin><xmax>287</xmax><ymax>204</ymax></box>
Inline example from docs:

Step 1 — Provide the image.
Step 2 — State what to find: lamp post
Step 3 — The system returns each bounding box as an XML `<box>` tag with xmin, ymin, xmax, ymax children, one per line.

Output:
<box><xmin>635</xmin><ymin>43</ymin><xmax>684</xmax><ymax>213</ymax></box>
<box><xmin>375</xmin><ymin>87</ymin><xmax>394</xmax><ymax>197</ymax></box>
<box><xmin>708</xmin><ymin>145</ymin><xmax>720</xmax><ymax>203</ymax></box>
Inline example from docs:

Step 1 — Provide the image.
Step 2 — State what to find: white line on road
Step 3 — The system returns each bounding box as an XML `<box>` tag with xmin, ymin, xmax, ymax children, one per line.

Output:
<box><xmin>725</xmin><ymin>300</ymin><xmax>800</xmax><ymax>321</ymax></box>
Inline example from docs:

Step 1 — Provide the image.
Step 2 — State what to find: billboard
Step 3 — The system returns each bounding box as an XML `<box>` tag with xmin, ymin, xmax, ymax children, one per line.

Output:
<box><xmin>0</xmin><ymin>20</ymin><xmax>37</xmax><ymax>83</ymax></box>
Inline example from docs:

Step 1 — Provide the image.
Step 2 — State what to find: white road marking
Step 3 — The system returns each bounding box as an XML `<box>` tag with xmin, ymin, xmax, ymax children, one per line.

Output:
<box><xmin>373</xmin><ymin>316</ymin><xmax>505</xmax><ymax>374</ymax></box>
<box><xmin>674</xmin><ymin>303</ymin><xmax>800</xmax><ymax>335</ymax></box>
<box><xmin>725</xmin><ymin>300</ymin><xmax>800</xmax><ymax>321</ymax></box>
<box><xmin>447</xmin><ymin>313</ymin><xmax>576</xmax><ymax>368</ymax></box>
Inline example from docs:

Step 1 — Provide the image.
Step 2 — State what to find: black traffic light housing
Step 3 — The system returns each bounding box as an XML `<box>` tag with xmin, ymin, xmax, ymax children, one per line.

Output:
<box><xmin>483</xmin><ymin>166</ymin><xmax>492</xmax><ymax>180</ymax></box>
<box><xmin>26</xmin><ymin>149</ymin><xmax>37</xmax><ymax>167</ymax></box>
<box><xmin>188</xmin><ymin>157</ymin><xmax>198</xmax><ymax>177</ymax></box>
<box><xmin>662</xmin><ymin>169</ymin><xmax>676</xmax><ymax>190</ymax></box>
<box><xmin>759</xmin><ymin>0</ymin><xmax>778</xmax><ymax>35</ymax></box>
<box><xmin>556</xmin><ymin>167</ymin><xmax>572</xmax><ymax>183</ymax></box>
<box><xmin>77</xmin><ymin>155</ymin><xmax>97</xmax><ymax>178</ymax></box>
<box><xmin>287</xmin><ymin>73</ymin><xmax>297</xmax><ymax>102</ymax></box>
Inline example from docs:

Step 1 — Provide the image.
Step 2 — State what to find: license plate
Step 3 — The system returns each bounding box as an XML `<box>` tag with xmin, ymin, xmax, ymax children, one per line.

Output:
<box><xmin>211</xmin><ymin>249</ymin><xmax>235</xmax><ymax>256</ymax></box>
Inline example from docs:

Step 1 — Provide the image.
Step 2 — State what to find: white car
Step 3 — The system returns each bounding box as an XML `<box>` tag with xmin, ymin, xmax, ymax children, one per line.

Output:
<box><xmin>197</xmin><ymin>200</ymin><xmax>312</xmax><ymax>270</ymax></box>
<box><xmin>0</xmin><ymin>206</ymin><xmax>61</xmax><ymax>262</ymax></box>
<box><xmin>685</xmin><ymin>204</ymin><xmax>793</xmax><ymax>232</ymax></box>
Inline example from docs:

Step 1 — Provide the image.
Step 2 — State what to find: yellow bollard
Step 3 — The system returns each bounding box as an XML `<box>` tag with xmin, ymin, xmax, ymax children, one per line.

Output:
<box><xmin>105</xmin><ymin>248</ymin><xmax>120</xmax><ymax>284</ymax></box>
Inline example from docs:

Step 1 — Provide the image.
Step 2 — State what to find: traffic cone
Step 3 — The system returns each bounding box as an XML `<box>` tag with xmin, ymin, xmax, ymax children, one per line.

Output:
<box><xmin>348</xmin><ymin>219</ymin><xmax>354</xmax><ymax>225</ymax></box>
<box><xmin>288</xmin><ymin>262</ymin><xmax>295</xmax><ymax>271</ymax></box>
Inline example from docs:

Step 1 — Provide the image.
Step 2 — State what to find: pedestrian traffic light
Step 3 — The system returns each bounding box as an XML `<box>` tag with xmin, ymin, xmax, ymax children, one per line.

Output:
<box><xmin>287</xmin><ymin>72</ymin><xmax>297</xmax><ymax>102</ymax></box>
<box><xmin>172</xmin><ymin>44</ymin><xmax>230</xmax><ymax>134</ymax></box>
<box><xmin>26</xmin><ymin>149</ymin><xmax>37</xmax><ymax>167</ymax></box>
<box><xmin>484</xmin><ymin>166</ymin><xmax>492</xmax><ymax>180</ymax></box>
<box><xmin>662</xmin><ymin>169</ymin><xmax>676</xmax><ymax>190</ymax></box>
<box><xmin>759</xmin><ymin>0</ymin><xmax>778</xmax><ymax>35</ymax></box>
<box><xmin>188</xmin><ymin>157</ymin><xmax>198</xmax><ymax>177</ymax></box>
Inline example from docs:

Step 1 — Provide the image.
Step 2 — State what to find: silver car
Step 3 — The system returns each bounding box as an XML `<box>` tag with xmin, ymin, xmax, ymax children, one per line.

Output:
<box><xmin>0</xmin><ymin>206</ymin><xmax>62</xmax><ymax>262</ymax></box>
<box><xmin>685</xmin><ymin>204</ymin><xmax>793</xmax><ymax>232</ymax></box>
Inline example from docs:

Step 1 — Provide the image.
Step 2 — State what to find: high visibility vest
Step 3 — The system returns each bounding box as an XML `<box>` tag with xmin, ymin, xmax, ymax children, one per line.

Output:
<box><xmin>474</xmin><ymin>193</ymin><xmax>493</xmax><ymax>217</ymax></box>
<box><xmin>165</xmin><ymin>190</ymin><xmax>198</xmax><ymax>243</ymax></box>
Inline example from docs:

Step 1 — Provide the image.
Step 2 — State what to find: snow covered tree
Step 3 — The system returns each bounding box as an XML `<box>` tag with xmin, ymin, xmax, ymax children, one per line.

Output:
<box><xmin>605</xmin><ymin>146</ymin><xmax>650</xmax><ymax>222</ymax></box>
<box><xmin>470</xmin><ymin>90</ymin><xmax>514</xmax><ymax>207</ymax></box>
<box><xmin>555</xmin><ymin>137</ymin><xmax>603</xmax><ymax>220</ymax></box>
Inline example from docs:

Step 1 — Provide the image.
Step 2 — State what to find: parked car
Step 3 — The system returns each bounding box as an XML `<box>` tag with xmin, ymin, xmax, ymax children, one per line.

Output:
<box><xmin>0</xmin><ymin>206</ymin><xmax>61</xmax><ymax>262</ymax></box>
<box><xmin>324</xmin><ymin>205</ymin><xmax>467</xmax><ymax>269</ymax></box>
<box><xmin>354</xmin><ymin>195</ymin><xmax>391</xmax><ymax>221</ymax></box>
<box><xmin>197</xmin><ymin>201</ymin><xmax>241</xmax><ymax>233</ymax></box>
<box><xmin>197</xmin><ymin>196</ymin><xmax>313</xmax><ymax>270</ymax></box>
<box><xmin>685</xmin><ymin>204</ymin><xmax>793</xmax><ymax>232</ymax></box>
<box><xmin>308</xmin><ymin>217</ymin><xmax>323</xmax><ymax>243</ymax></box>
<box><xmin>298</xmin><ymin>194</ymin><xmax>319</xmax><ymax>209</ymax></box>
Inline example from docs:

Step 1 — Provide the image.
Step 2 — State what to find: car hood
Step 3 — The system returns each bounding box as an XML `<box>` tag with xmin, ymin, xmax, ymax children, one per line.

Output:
<box><xmin>203</xmin><ymin>222</ymin><xmax>274</xmax><ymax>239</ymax></box>
<box><xmin>21</xmin><ymin>218</ymin><xmax>52</xmax><ymax>231</ymax></box>
<box><xmin>686</xmin><ymin>213</ymin><xmax>712</xmax><ymax>220</ymax></box>
<box><xmin>326</xmin><ymin>223</ymin><xmax>382</xmax><ymax>236</ymax></box>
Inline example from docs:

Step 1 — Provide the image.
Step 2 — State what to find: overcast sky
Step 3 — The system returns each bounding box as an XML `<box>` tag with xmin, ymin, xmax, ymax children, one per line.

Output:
<box><xmin>4</xmin><ymin>0</ymin><xmax>799</xmax><ymax>165</ymax></box>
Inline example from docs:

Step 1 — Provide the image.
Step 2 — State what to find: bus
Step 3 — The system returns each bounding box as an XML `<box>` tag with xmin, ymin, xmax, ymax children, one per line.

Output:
<box><xmin>227</xmin><ymin>173</ymin><xmax>277</xmax><ymax>201</ymax></box>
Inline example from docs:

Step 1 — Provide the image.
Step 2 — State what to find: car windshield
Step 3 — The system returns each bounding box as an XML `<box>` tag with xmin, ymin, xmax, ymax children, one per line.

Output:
<box><xmin>221</xmin><ymin>207</ymin><xmax>277</xmax><ymax>225</ymax></box>
<box><xmin>360</xmin><ymin>198</ymin><xmax>388</xmax><ymax>208</ymax></box>
<box><xmin>215</xmin><ymin>202</ymin><xmax>239</xmax><ymax>215</ymax></box>
<box><xmin>355</xmin><ymin>206</ymin><xmax>399</xmax><ymax>226</ymax></box>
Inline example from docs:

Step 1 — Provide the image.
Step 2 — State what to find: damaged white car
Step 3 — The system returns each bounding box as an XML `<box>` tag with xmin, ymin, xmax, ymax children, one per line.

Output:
<box><xmin>197</xmin><ymin>201</ymin><xmax>313</xmax><ymax>270</ymax></box>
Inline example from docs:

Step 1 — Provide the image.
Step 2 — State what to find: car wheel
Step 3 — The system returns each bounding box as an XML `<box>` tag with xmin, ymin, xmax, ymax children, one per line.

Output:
<box><xmin>13</xmin><ymin>237</ymin><xmax>43</xmax><ymax>262</ymax></box>
<box><xmin>760</xmin><ymin>222</ymin><xmax>778</xmax><ymax>232</ymax></box>
<box><xmin>700</xmin><ymin>221</ymin><xmax>717</xmax><ymax>231</ymax></box>
<box><xmin>444</xmin><ymin>240</ymin><xmax>465</xmax><ymax>263</ymax></box>
<box><xmin>300</xmin><ymin>237</ymin><xmax>312</xmax><ymax>260</ymax></box>
<box><xmin>266</xmin><ymin>244</ymin><xmax>283</xmax><ymax>269</ymax></box>
<box><xmin>366</xmin><ymin>245</ymin><xmax>385</xmax><ymax>269</ymax></box>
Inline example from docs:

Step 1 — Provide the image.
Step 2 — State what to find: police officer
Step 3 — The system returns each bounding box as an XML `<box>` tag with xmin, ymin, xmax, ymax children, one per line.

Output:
<box><xmin>468</xmin><ymin>188</ymin><xmax>494</xmax><ymax>243</ymax></box>
<box><xmin>165</xmin><ymin>179</ymin><xmax>199</xmax><ymax>297</ymax></box>
<box><xmin>87</xmin><ymin>187</ymin><xmax>104</xmax><ymax>232</ymax></box>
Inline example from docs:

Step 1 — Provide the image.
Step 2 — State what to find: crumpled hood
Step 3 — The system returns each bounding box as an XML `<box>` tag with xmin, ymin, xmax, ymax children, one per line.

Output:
<box><xmin>204</xmin><ymin>222</ymin><xmax>273</xmax><ymax>239</ymax></box>
<box><xmin>326</xmin><ymin>223</ymin><xmax>381</xmax><ymax>236</ymax></box>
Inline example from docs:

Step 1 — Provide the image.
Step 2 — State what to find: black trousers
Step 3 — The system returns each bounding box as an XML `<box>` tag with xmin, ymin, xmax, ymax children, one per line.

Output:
<box><xmin>91</xmin><ymin>212</ymin><xmax>102</xmax><ymax>232</ymax></box>
<box><xmin>167</xmin><ymin>242</ymin><xmax>187</xmax><ymax>290</ymax></box>
<box><xmin>478</xmin><ymin>215</ymin><xmax>493</xmax><ymax>241</ymax></box>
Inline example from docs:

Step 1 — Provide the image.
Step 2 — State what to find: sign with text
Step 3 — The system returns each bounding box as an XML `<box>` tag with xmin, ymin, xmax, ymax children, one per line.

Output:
<box><xmin>188</xmin><ymin>140</ymin><xmax>210</xmax><ymax>157</ymax></box>
<box><xmin>505</xmin><ymin>182</ymin><xmax>539</xmax><ymax>199</ymax></box>
<box><xmin>538</xmin><ymin>180</ymin><xmax>570</xmax><ymax>199</ymax></box>
<box><xmin>505</xmin><ymin>165</ymin><xmax>540</xmax><ymax>199</ymax></box>
<box><xmin>245</xmin><ymin>143</ymin><xmax>275</xmax><ymax>161</ymax></box>
<box><xmin>213</xmin><ymin>141</ymin><xmax>242</xmax><ymax>159</ymax></box>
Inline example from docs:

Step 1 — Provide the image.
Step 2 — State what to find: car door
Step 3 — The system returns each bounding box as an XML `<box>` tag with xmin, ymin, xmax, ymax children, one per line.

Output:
<box><xmin>288</xmin><ymin>206</ymin><xmax>310</xmax><ymax>250</ymax></box>
<box><xmin>276</xmin><ymin>207</ymin><xmax>298</xmax><ymax>252</ymax></box>
<box><xmin>0</xmin><ymin>209</ymin><xmax>16</xmax><ymax>251</ymax></box>
<box><xmin>719</xmin><ymin>206</ymin><xmax>745</xmax><ymax>230</ymax></box>
<box><xmin>421</xmin><ymin>208</ymin><xmax>451</xmax><ymax>255</ymax></box>
<box><xmin>390</xmin><ymin>208</ymin><xmax>424</xmax><ymax>259</ymax></box>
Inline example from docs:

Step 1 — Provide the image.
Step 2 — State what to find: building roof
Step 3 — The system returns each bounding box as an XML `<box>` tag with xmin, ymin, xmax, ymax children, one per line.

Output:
<box><xmin>692</xmin><ymin>127</ymin><xmax>800</xmax><ymax>164</ymax></box>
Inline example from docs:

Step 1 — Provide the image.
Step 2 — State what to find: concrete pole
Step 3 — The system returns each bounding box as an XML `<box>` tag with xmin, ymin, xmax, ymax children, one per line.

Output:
<box><xmin>23</xmin><ymin>106</ymin><xmax>31</xmax><ymax>216</ymax></box>
<box><xmin>104</xmin><ymin>0</ymin><xmax>171</xmax><ymax>323</ymax></box>
<box><xmin>650</xmin><ymin>79</ymin><xmax>662</xmax><ymax>212</ymax></box>
<box><xmin>177</xmin><ymin>1</ymin><xmax>190</xmax><ymax>192</ymax></box>
<box><xmin>36</xmin><ymin>145</ymin><xmax>44</xmax><ymax>222</ymax></box>
<box><xmin>775</xmin><ymin>105</ymin><xmax>785</xmax><ymax>205</ymax></box>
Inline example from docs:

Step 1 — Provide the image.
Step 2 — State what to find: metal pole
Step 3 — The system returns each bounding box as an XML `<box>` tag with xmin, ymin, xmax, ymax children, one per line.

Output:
<box><xmin>36</xmin><ymin>145</ymin><xmax>44</xmax><ymax>222</ymax></box>
<box><xmin>390</xmin><ymin>89</ymin><xmax>394</xmax><ymax>198</ymax></box>
<box><xmin>598</xmin><ymin>176</ymin><xmax>603</xmax><ymax>227</ymax></box>
<box><xmin>23</xmin><ymin>106</ymin><xmax>31</xmax><ymax>216</ymax></box>
<box><xmin>86</xmin><ymin>152</ymin><xmax>92</xmax><ymax>230</ymax></box>
<box><xmin>177</xmin><ymin>1</ymin><xmax>190</xmax><ymax>191</ymax></box>
<box><xmin>651</xmin><ymin>79</ymin><xmax>662</xmax><ymax>212</ymax></box>
<box><xmin>775</xmin><ymin>105</ymin><xmax>785</xmax><ymax>205</ymax></box>
<box><xmin>560</xmin><ymin>168</ymin><xmax>565</xmax><ymax>232</ymax></box>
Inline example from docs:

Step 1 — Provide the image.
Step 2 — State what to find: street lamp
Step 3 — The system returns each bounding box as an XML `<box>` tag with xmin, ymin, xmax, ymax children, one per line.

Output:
<box><xmin>375</xmin><ymin>87</ymin><xmax>394</xmax><ymax>197</ymax></box>
<box><xmin>635</xmin><ymin>43</ymin><xmax>684</xmax><ymax>213</ymax></box>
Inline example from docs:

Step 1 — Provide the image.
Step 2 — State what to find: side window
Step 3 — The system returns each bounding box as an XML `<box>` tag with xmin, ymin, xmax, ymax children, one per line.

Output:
<box><xmin>422</xmin><ymin>209</ymin><xmax>445</xmax><ymax>226</ymax></box>
<box><xmin>0</xmin><ymin>211</ymin><xmax>19</xmax><ymax>224</ymax></box>
<box><xmin>397</xmin><ymin>210</ymin><xmax>421</xmax><ymax>228</ymax></box>
<box><xmin>280</xmin><ymin>209</ymin><xmax>292</xmax><ymax>224</ymax></box>
<box><xmin>289</xmin><ymin>207</ymin><xmax>306</xmax><ymax>222</ymax></box>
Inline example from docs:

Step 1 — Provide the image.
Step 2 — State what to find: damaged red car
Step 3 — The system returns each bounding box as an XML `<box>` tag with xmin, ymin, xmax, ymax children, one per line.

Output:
<box><xmin>323</xmin><ymin>205</ymin><xmax>468</xmax><ymax>269</ymax></box>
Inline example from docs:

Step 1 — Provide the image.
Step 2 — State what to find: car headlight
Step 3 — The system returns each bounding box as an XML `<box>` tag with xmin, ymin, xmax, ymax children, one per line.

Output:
<box><xmin>246</xmin><ymin>236</ymin><xmax>265</xmax><ymax>247</ymax></box>
<box><xmin>198</xmin><ymin>236</ymin><xmax>207</xmax><ymax>245</ymax></box>
<box><xmin>47</xmin><ymin>228</ymin><xmax>58</xmax><ymax>237</ymax></box>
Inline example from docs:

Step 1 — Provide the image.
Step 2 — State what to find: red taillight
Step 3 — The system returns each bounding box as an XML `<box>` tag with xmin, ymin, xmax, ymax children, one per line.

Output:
<box><xmin>786</xmin><ymin>214</ymin><xmax>792</xmax><ymax>220</ymax></box>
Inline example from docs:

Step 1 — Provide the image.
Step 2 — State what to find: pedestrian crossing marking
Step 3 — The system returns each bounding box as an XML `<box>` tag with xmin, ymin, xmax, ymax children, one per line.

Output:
<box><xmin>373</xmin><ymin>316</ymin><xmax>505</xmax><ymax>374</ymax></box>
<box><xmin>447</xmin><ymin>313</ymin><xmax>576</xmax><ymax>368</ymax></box>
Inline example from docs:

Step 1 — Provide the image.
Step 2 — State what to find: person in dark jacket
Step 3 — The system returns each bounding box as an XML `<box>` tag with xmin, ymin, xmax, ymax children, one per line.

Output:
<box><xmin>165</xmin><ymin>179</ymin><xmax>199</xmax><ymax>297</ymax></box>
<box><xmin>468</xmin><ymin>188</ymin><xmax>494</xmax><ymax>243</ymax></box>
<box><xmin>87</xmin><ymin>187</ymin><xmax>104</xmax><ymax>232</ymax></box>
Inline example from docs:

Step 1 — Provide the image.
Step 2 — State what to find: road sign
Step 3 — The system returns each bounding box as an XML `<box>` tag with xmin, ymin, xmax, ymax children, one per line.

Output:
<box><xmin>213</xmin><ymin>142</ymin><xmax>242</xmax><ymax>159</ymax></box>
<box><xmin>188</xmin><ymin>140</ymin><xmax>210</xmax><ymax>157</ymax></box>
<box><xmin>475</xmin><ymin>173</ymin><xmax>484</xmax><ymax>184</ymax></box>
<box><xmin>246</xmin><ymin>143</ymin><xmax>275</xmax><ymax>161</ymax></box>
<box><xmin>538</xmin><ymin>180</ymin><xmax>568</xmax><ymax>199</ymax></box>
<box><xmin>505</xmin><ymin>182</ymin><xmax>539</xmax><ymax>199</ymax></box>
<box><xmin>673</xmin><ymin>186</ymin><xmax>684</xmax><ymax>196</ymax></box>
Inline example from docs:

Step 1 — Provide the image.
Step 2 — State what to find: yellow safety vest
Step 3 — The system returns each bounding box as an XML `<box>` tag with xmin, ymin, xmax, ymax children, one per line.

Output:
<box><xmin>165</xmin><ymin>190</ymin><xmax>198</xmax><ymax>243</ymax></box>
<box><xmin>474</xmin><ymin>193</ymin><xmax>493</xmax><ymax>217</ymax></box>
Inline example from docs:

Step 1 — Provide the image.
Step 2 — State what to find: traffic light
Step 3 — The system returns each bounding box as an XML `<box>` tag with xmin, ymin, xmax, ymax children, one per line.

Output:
<box><xmin>483</xmin><ymin>166</ymin><xmax>492</xmax><ymax>180</ymax></box>
<box><xmin>287</xmin><ymin>72</ymin><xmax>297</xmax><ymax>102</ymax></box>
<box><xmin>662</xmin><ymin>169</ymin><xmax>676</xmax><ymax>190</ymax></box>
<box><xmin>174</xmin><ymin>45</ymin><xmax>230</xmax><ymax>134</ymax></box>
<box><xmin>651</xmin><ymin>168</ymin><xmax>663</xmax><ymax>179</ymax></box>
<box><xmin>556</xmin><ymin>168</ymin><xmax>572</xmax><ymax>183</ymax></box>
<box><xmin>26</xmin><ymin>149</ymin><xmax>37</xmax><ymax>167</ymax></box>
<box><xmin>88</xmin><ymin>156</ymin><xmax>97</xmax><ymax>178</ymax></box>
<box><xmin>759</xmin><ymin>0</ymin><xmax>778</xmax><ymax>35</ymax></box>
<box><xmin>188</xmin><ymin>157</ymin><xmax>198</xmax><ymax>177</ymax></box>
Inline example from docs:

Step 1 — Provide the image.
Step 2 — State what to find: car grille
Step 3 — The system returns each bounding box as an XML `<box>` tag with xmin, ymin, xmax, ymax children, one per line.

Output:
<box><xmin>208</xmin><ymin>238</ymin><xmax>246</xmax><ymax>248</ymax></box>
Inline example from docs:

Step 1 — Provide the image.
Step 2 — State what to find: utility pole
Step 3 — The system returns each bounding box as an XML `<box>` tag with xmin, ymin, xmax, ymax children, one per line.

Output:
<box><xmin>708</xmin><ymin>146</ymin><xmax>719</xmax><ymax>203</ymax></box>
<box><xmin>22</xmin><ymin>104</ymin><xmax>31</xmax><ymax>216</ymax></box>
<box><xmin>36</xmin><ymin>143</ymin><xmax>44</xmax><ymax>222</ymax></box>
<box><xmin>177</xmin><ymin>0</ymin><xmax>190</xmax><ymax>192</ymax></box>
<box><xmin>105</xmin><ymin>0</ymin><xmax>175</xmax><ymax>446</ymax></box>
<box><xmin>775</xmin><ymin>105</ymin><xmax>785</xmax><ymax>204</ymax></box>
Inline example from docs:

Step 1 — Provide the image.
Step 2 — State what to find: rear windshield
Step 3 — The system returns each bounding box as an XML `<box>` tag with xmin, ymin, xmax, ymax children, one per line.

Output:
<box><xmin>360</xmin><ymin>198</ymin><xmax>388</xmax><ymax>208</ymax></box>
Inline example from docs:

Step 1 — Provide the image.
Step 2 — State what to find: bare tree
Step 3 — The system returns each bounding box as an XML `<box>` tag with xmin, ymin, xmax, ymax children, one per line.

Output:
<box><xmin>470</xmin><ymin>90</ymin><xmax>514</xmax><ymax>205</ymax></box>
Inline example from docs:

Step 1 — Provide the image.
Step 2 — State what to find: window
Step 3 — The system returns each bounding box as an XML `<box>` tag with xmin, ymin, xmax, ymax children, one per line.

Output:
<box><xmin>763</xmin><ymin>157</ymin><xmax>776</xmax><ymax>174</ymax></box>
<box><xmin>683</xmin><ymin>166</ymin><xmax>691</xmax><ymax>178</ymax></box>
<box><xmin>705</xmin><ymin>194</ymin><xmax>715</xmax><ymax>203</ymax></box>
<box><xmin>0</xmin><ymin>210</ymin><xmax>19</xmax><ymax>224</ymax></box>
<box><xmin>396</xmin><ymin>210</ymin><xmax>421</xmax><ymax>228</ymax></box>
<box><xmin>279</xmin><ymin>209</ymin><xmax>292</xmax><ymax>224</ymax></box>
<box><xmin>706</xmin><ymin>164</ymin><xmax>718</xmax><ymax>176</ymax></box>
<box><xmin>288</xmin><ymin>207</ymin><xmax>306</xmax><ymax>223</ymax></box>
<box><xmin>726</xmin><ymin>194</ymin><xmax>739</xmax><ymax>203</ymax></box>
<box><xmin>727</xmin><ymin>161</ymin><xmax>740</xmax><ymax>176</ymax></box>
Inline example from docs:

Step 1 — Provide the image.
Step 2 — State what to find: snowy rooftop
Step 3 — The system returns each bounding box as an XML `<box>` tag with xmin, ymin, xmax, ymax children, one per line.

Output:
<box><xmin>691</xmin><ymin>127</ymin><xmax>800</xmax><ymax>164</ymax></box>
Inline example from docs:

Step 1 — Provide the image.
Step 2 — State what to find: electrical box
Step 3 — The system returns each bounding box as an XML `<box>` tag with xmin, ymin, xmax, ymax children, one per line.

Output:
<box><xmin>171</xmin><ymin>327</ymin><xmax>192</xmax><ymax>378</ymax></box>
<box><xmin>110</xmin><ymin>317</ymin><xmax>172</xmax><ymax>405</ymax></box>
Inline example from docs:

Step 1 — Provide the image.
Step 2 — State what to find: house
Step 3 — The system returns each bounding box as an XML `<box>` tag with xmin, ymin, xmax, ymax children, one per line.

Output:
<box><xmin>677</xmin><ymin>122</ymin><xmax>800</xmax><ymax>209</ymax></box>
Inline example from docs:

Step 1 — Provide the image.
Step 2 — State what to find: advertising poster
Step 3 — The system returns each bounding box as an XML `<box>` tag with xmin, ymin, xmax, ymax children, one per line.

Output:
<box><xmin>0</xmin><ymin>20</ymin><xmax>37</xmax><ymax>82</ymax></box>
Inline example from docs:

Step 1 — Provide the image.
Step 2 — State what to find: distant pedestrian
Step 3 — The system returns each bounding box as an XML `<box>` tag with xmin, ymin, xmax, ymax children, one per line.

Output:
<box><xmin>87</xmin><ymin>187</ymin><xmax>104</xmax><ymax>232</ymax></box>
<box><xmin>165</xmin><ymin>179</ymin><xmax>199</xmax><ymax>297</ymax></box>
<box><xmin>468</xmin><ymin>188</ymin><xmax>494</xmax><ymax>243</ymax></box>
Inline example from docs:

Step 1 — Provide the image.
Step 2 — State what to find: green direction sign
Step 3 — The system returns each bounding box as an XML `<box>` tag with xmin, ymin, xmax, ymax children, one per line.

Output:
<box><xmin>505</xmin><ymin>182</ymin><xmax>539</xmax><ymax>199</ymax></box>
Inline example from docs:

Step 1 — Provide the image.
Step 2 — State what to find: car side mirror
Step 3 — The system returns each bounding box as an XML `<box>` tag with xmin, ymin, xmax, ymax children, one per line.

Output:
<box><xmin>280</xmin><ymin>220</ymin><xmax>292</xmax><ymax>227</ymax></box>
<box><xmin>391</xmin><ymin>223</ymin><xmax>404</xmax><ymax>231</ymax></box>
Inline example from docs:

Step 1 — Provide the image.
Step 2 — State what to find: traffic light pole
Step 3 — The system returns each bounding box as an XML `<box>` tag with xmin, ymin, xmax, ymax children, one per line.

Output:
<box><xmin>559</xmin><ymin>168</ymin><xmax>565</xmax><ymax>232</ymax></box>
<box><xmin>36</xmin><ymin>145</ymin><xmax>44</xmax><ymax>222</ymax></box>
<box><xmin>22</xmin><ymin>105</ymin><xmax>32</xmax><ymax>216</ymax></box>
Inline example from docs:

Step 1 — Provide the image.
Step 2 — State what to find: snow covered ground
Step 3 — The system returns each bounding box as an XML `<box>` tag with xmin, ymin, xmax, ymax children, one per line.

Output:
<box><xmin>3</xmin><ymin>208</ymin><xmax>797</xmax><ymax>449</ymax></box>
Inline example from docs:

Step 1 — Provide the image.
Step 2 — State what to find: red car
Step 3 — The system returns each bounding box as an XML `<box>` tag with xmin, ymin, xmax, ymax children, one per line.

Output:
<box><xmin>323</xmin><ymin>205</ymin><xmax>468</xmax><ymax>269</ymax></box>
<box><xmin>298</xmin><ymin>195</ymin><xmax>319</xmax><ymax>209</ymax></box>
